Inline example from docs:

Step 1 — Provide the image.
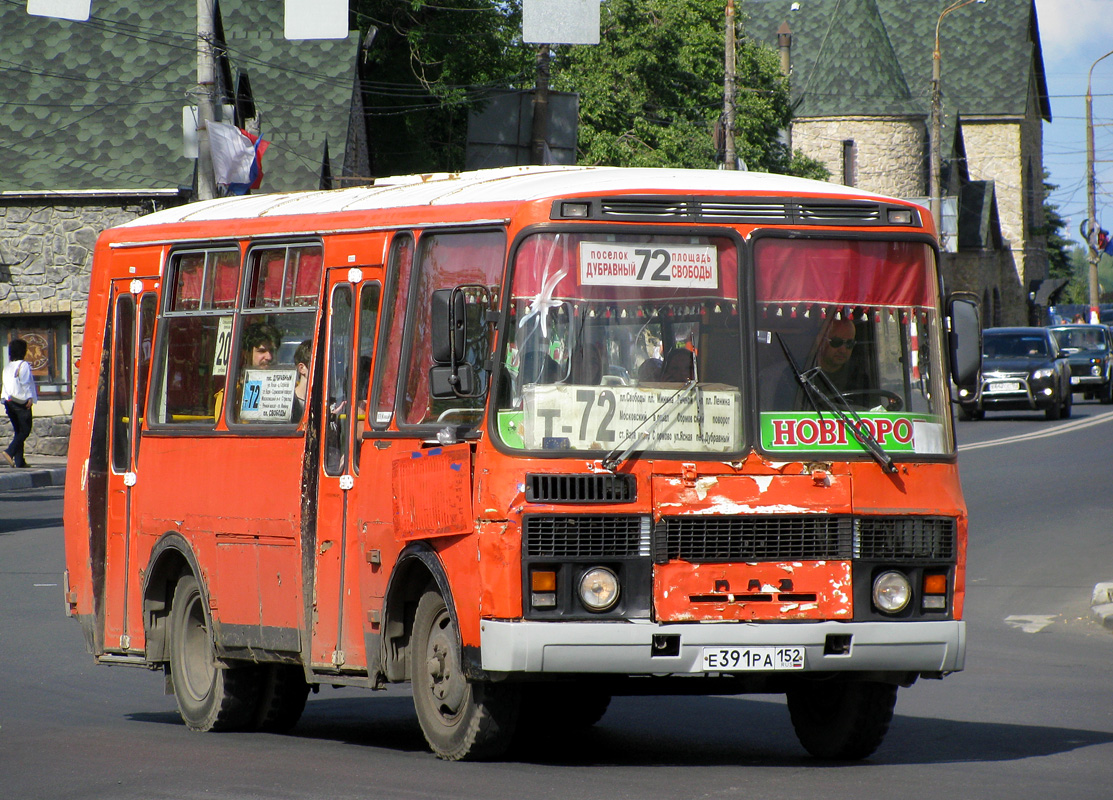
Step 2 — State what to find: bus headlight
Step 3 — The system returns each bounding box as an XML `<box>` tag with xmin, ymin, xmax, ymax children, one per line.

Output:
<box><xmin>872</xmin><ymin>571</ymin><xmax>912</xmax><ymax>614</ymax></box>
<box><xmin>579</xmin><ymin>567</ymin><xmax>620</xmax><ymax>612</ymax></box>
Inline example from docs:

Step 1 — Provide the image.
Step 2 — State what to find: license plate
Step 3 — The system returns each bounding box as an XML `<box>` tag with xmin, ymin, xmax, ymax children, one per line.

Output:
<box><xmin>986</xmin><ymin>381</ymin><xmax>1021</xmax><ymax>393</ymax></box>
<box><xmin>702</xmin><ymin>646</ymin><xmax>805</xmax><ymax>671</ymax></box>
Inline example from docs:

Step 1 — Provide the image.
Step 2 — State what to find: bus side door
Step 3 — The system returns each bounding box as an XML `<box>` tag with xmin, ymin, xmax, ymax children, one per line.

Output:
<box><xmin>310</xmin><ymin>268</ymin><xmax>381</xmax><ymax>672</ymax></box>
<box><xmin>103</xmin><ymin>279</ymin><xmax>158</xmax><ymax>653</ymax></box>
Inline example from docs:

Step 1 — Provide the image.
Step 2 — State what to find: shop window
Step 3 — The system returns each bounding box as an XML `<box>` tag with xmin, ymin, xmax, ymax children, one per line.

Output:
<box><xmin>1</xmin><ymin>315</ymin><xmax>72</xmax><ymax>398</ymax></box>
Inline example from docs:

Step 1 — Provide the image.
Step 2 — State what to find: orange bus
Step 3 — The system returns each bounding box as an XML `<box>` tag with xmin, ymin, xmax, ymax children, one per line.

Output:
<box><xmin>64</xmin><ymin>166</ymin><xmax>981</xmax><ymax>761</ymax></box>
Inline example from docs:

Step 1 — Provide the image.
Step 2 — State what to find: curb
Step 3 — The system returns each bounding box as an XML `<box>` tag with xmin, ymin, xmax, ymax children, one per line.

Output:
<box><xmin>1091</xmin><ymin>582</ymin><xmax>1113</xmax><ymax>632</ymax></box>
<box><xmin>0</xmin><ymin>467</ymin><xmax>66</xmax><ymax>492</ymax></box>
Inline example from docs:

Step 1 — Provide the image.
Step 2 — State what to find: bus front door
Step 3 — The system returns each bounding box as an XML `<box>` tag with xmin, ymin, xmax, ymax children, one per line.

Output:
<box><xmin>309</xmin><ymin>269</ymin><xmax>378</xmax><ymax>673</ymax></box>
<box><xmin>102</xmin><ymin>279</ymin><xmax>157</xmax><ymax>654</ymax></box>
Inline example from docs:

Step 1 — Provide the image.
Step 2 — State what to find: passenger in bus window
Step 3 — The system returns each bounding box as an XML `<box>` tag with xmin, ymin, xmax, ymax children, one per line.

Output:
<box><xmin>291</xmin><ymin>339</ymin><xmax>312</xmax><ymax>421</ymax></box>
<box><xmin>570</xmin><ymin>341</ymin><xmax>604</xmax><ymax>385</ymax></box>
<box><xmin>243</xmin><ymin>321</ymin><xmax>281</xmax><ymax>368</ymax></box>
<box><xmin>660</xmin><ymin>348</ymin><xmax>694</xmax><ymax>383</ymax></box>
<box><xmin>637</xmin><ymin>357</ymin><xmax>664</xmax><ymax>383</ymax></box>
<box><xmin>814</xmin><ymin>317</ymin><xmax>857</xmax><ymax>392</ymax></box>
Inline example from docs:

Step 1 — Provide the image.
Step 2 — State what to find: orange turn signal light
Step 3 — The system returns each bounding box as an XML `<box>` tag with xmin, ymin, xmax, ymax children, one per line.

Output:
<box><xmin>531</xmin><ymin>570</ymin><xmax>557</xmax><ymax>592</ymax></box>
<box><xmin>923</xmin><ymin>574</ymin><xmax>948</xmax><ymax>595</ymax></box>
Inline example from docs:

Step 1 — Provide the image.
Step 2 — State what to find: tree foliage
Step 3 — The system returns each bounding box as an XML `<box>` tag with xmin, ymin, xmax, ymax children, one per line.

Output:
<box><xmin>551</xmin><ymin>0</ymin><xmax>826</xmax><ymax>177</ymax></box>
<box><xmin>352</xmin><ymin>0</ymin><xmax>531</xmax><ymax>176</ymax></box>
<box><xmin>350</xmin><ymin>0</ymin><xmax>826</xmax><ymax>179</ymax></box>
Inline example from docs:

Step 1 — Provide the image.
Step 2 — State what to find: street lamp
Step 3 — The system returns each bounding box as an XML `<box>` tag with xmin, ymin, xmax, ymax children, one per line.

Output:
<box><xmin>930</xmin><ymin>0</ymin><xmax>986</xmax><ymax>246</ymax></box>
<box><xmin>1086</xmin><ymin>49</ymin><xmax>1113</xmax><ymax>323</ymax></box>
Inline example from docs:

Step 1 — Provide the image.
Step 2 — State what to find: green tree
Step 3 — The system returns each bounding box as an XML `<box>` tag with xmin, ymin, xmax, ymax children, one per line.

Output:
<box><xmin>1041</xmin><ymin>179</ymin><xmax>1073</xmax><ymax>284</ymax></box>
<box><xmin>351</xmin><ymin>0</ymin><xmax>826</xmax><ymax>178</ymax></box>
<box><xmin>353</xmin><ymin>0</ymin><xmax>532</xmax><ymax>176</ymax></box>
<box><xmin>550</xmin><ymin>0</ymin><xmax>826</xmax><ymax>176</ymax></box>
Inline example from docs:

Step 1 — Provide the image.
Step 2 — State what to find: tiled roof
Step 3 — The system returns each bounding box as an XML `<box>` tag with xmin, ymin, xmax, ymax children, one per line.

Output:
<box><xmin>0</xmin><ymin>0</ymin><xmax>358</xmax><ymax>193</ymax></box>
<box><xmin>744</xmin><ymin>0</ymin><xmax>1050</xmax><ymax>123</ymax></box>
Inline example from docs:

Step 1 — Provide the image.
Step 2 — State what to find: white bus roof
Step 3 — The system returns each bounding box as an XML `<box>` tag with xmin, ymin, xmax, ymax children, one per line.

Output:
<box><xmin>119</xmin><ymin>166</ymin><xmax>896</xmax><ymax>227</ymax></box>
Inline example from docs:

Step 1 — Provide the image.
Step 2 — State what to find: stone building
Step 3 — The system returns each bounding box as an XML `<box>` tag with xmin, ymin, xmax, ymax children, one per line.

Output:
<box><xmin>0</xmin><ymin>2</ymin><xmax>366</xmax><ymax>456</ymax></box>
<box><xmin>746</xmin><ymin>0</ymin><xmax>1051</xmax><ymax>327</ymax></box>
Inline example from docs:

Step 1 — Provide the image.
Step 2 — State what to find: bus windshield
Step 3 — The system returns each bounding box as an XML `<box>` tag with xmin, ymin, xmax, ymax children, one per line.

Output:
<box><xmin>753</xmin><ymin>237</ymin><xmax>952</xmax><ymax>456</ymax></box>
<box><xmin>496</xmin><ymin>231</ymin><xmax>743</xmax><ymax>454</ymax></box>
<box><xmin>495</xmin><ymin>231</ymin><xmax>950</xmax><ymax>458</ymax></box>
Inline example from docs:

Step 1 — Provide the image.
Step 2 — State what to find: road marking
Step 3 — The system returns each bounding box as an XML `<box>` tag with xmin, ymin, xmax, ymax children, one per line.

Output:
<box><xmin>1005</xmin><ymin>614</ymin><xmax>1056</xmax><ymax>633</ymax></box>
<box><xmin>958</xmin><ymin>409</ymin><xmax>1113</xmax><ymax>452</ymax></box>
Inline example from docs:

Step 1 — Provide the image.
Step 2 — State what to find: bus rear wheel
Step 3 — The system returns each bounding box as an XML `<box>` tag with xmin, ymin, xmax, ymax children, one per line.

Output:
<box><xmin>411</xmin><ymin>587</ymin><xmax>519</xmax><ymax>760</ymax></box>
<box><xmin>169</xmin><ymin>574</ymin><xmax>260</xmax><ymax>732</ymax></box>
<box><xmin>786</xmin><ymin>679</ymin><xmax>897</xmax><ymax>760</ymax></box>
<box><xmin>253</xmin><ymin>664</ymin><xmax>310</xmax><ymax>733</ymax></box>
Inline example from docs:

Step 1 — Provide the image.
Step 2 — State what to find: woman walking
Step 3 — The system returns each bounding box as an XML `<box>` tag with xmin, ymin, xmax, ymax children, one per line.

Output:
<box><xmin>2</xmin><ymin>338</ymin><xmax>38</xmax><ymax>468</ymax></box>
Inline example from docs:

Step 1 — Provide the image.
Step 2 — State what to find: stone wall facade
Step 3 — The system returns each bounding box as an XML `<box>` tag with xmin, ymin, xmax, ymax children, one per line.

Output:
<box><xmin>791</xmin><ymin>116</ymin><xmax>927</xmax><ymax>198</ymax></box>
<box><xmin>0</xmin><ymin>197</ymin><xmax>169</xmax><ymax>456</ymax></box>
<box><xmin>960</xmin><ymin>110</ymin><xmax>1048</xmax><ymax>325</ymax></box>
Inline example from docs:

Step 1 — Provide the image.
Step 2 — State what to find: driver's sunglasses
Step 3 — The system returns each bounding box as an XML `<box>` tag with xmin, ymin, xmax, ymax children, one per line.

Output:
<box><xmin>826</xmin><ymin>337</ymin><xmax>856</xmax><ymax>349</ymax></box>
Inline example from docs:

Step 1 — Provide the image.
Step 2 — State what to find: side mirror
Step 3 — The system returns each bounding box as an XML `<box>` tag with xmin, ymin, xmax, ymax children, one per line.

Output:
<box><xmin>429</xmin><ymin>285</ymin><xmax>490</xmax><ymax>399</ymax></box>
<box><xmin>430</xmin><ymin>363</ymin><xmax>477</xmax><ymax>398</ymax></box>
<box><xmin>431</xmin><ymin>288</ymin><xmax>466</xmax><ymax>364</ymax></box>
<box><xmin>947</xmin><ymin>292</ymin><xmax>981</xmax><ymax>394</ymax></box>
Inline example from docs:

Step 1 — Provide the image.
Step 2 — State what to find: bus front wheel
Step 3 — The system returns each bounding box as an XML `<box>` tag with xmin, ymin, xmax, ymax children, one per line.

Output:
<box><xmin>411</xmin><ymin>587</ymin><xmax>519</xmax><ymax>760</ymax></box>
<box><xmin>169</xmin><ymin>574</ymin><xmax>259</xmax><ymax>732</ymax></box>
<box><xmin>786</xmin><ymin>679</ymin><xmax>897</xmax><ymax>760</ymax></box>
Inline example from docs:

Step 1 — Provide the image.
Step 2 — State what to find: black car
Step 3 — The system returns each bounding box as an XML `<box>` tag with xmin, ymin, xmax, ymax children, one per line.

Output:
<box><xmin>1048</xmin><ymin>324</ymin><xmax>1113</xmax><ymax>403</ymax></box>
<box><xmin>959</xmin><ymin>327</ymin><xmax>1072</xmax><ymax>420</ymax></box>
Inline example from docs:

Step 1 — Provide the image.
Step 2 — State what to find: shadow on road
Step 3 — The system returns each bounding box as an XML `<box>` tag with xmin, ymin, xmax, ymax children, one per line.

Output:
<box><xmin>123</xmin><ymin>692</ymin><xmax>1113</xmax><ymax>766</ymax></box>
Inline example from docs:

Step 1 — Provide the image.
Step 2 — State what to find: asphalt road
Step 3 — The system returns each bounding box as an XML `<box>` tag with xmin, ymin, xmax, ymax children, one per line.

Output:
<box><xmin>3</xmin><ymin>402</ymin><xmax>1113</xmax><ymax>799</ymax></box>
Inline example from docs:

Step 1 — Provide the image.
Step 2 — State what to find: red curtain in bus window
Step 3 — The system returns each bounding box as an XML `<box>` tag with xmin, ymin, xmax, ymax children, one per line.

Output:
<box><xmin>248</xmin><ymin>250</ymin><xmax>286</xmax><ymax>308</ymax></box>
<box><xmin>513</xmin><ymin>234</ymin><xmax>738</xmax><ymax>303</ymax></box>
<box><xmin>754</xmin><ymin>238</ymin><xmax>936</xmax><ymax>308</ymax></box>
<box><xmin>287</xmin><ymin>248</ymin><xmax>324</xmax><ymax>307</ymax></box>
<box><xmin>172</xmin><ymin>254</ymin><xmax>205</xmax><ymax>310</ymax></box>
<box><xmin>210</xmin><ymin>251</ymin><xmax>240</xmax><ymax>309</ymax></box>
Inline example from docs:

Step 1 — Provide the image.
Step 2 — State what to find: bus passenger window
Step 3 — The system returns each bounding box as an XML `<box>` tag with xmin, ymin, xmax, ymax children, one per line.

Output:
<box><xmin>231</xmin><ymin>243</ymin><xmax>321</xmax><ymax>426</ymax></box>
<box><xmin>151</xmin><ymin>248</ymin><xmax>240</xmax><ymax>426</ymax></box>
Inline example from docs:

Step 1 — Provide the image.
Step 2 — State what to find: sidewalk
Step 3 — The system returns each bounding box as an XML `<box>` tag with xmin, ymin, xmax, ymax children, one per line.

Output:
<box><xmin>0</xmin><ymin>454</ymin><xmax>67</xmax><ymax>491</ymax></box>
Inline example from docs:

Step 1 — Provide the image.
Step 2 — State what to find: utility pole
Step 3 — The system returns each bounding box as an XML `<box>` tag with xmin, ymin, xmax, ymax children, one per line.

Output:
<box><xmin>1086</xmin><ymin>49</ymin><xmax>1113</xmax><ymax>323</ymax></box>
<box><xmin>196</xmin><ymin>0</ymin><xmax>217</xmax><ymax>200</ymax></box>
<box><xmin>530</xmin><ymin>45</ymin><xmax>551</xmax><ymax>165</ymax></box>
<box><xmin>722</xmin><ymin>0</ymin><xmax>737</xmax><ymax>170</ymax></box>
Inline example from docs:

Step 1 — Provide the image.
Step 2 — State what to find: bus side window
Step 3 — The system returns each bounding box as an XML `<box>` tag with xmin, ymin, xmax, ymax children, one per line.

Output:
<box><xmin>152</xmin><ymin>248</ymin><xmax>240</xmax><ymax>426</ymax></box>
<box><xmin>399</xmin><ymin>230</ymin><xmax>504</xmax><ymax>427</ymax></box>
<box><xmin>353</xmin><ymin>281</ymin><xmax>381</xmax><ymax>473</ymax></box>
<box><xmin>370</xmin><ymin>234</ymin><xmax>414</xmax><ymax>430</ymax></box>
<box><xmin>231</xmin><ymin>244</ymin><xmax>320</xmax><ymax>426</ymax></box>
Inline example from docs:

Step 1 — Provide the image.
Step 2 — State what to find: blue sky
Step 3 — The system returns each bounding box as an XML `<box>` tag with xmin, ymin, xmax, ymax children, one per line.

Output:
<box><xmin>1034</xmin><ymin>0</ymin><xmax>1113</xmax><ymax>247</ymax></box>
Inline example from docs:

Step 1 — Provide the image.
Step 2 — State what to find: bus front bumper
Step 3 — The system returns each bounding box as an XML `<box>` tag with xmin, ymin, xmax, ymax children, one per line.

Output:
<box><xmin>480</xmin><ymin>618</ymin><xmax>965</xmax><ymax>675</ymax></box>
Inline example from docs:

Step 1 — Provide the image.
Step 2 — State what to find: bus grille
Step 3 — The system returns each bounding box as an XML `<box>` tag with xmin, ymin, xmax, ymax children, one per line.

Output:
<box><xmin>592</xmin><ymin>197</ymin><xmax>910</xmax><ymax>226</ymax></box>
<box><xmin>658</xmin><ymin>515</ymin><xmax>853</xmax><ymax>562</ymax></box>
<box><xmin>657</xmin><ymin>515</ymin><xmax>956</xmax><ymax>563</ymax></box>
<box><xmin>525</xmin><ymin>473</ymin><xmax>636</xmax><ymax>504</ymax></box>
<box><xmin>855</xmin><ymin>516</ymin><xmax>955</xmax><ymax>559</ymax></box>
<box><xmin>523</xmin><ymin>515</ymin><xmax>648</xmax><ymax>558</ymax></box>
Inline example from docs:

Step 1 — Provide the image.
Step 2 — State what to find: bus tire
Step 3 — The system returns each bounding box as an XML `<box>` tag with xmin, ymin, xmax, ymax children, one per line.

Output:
<box><xmin>411</xmin><ymin>587</ymin><xmax>518</xmax><ymax>760</ymax></box>
<box><xmin>253</xmin><ymin>664</ymin><xmax>310</xmax><ymax>733</ymax></box>
<box><xmin>786</xmin><ymin>679</ymin><xmax>897</xmax><ymax>760</ymax></box>
<box><xmin>169</xmin><ymin>574</ymin><xmax>259</xmax><ymax>732</ymax></box>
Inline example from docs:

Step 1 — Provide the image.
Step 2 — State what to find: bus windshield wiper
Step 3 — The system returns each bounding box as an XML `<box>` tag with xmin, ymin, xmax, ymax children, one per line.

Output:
<box><xmin>775</xmin><ymin>334</ymin><xmax>897</xmax><ymax>474</ymax></box>
<box><xmin>601</xmin><ymin>380</ymin><xmax>699</xmax><ymax>472</ymax></box>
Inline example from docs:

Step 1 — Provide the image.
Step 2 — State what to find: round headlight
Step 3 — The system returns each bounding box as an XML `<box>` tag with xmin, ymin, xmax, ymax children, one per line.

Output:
<box><xmin>872</xmin><ymin>571</ymin><xmax>912</xmax><ymax>614</ymax></box>
<box><xmin>579</xmin><ymin>567</ymin><xmax>620</xmax><ymax>612</ymax></box>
